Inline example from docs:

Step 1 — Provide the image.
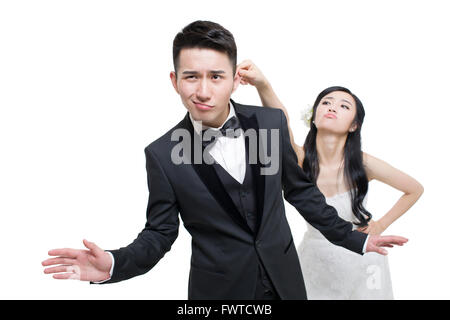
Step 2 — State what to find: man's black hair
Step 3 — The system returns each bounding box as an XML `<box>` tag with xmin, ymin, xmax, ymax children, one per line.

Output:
<box><xmin>173</xmin><ymin>20</ymin><xmax>237</xmax><ymax>75</ymax></box>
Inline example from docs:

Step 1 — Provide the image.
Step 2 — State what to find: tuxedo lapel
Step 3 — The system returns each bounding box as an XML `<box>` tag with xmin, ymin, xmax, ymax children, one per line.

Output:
<box><xmin>181</xmin><ymin>113</ymin><xmax>254</xmax><ymax>235</ymax></box>
<box><xmin>233</xmin><ymin>103</ymin><xmax>266</xmax><ymax>236</ymax></box>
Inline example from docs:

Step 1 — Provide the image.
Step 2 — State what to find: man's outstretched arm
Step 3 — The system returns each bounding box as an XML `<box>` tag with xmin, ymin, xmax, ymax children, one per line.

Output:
<box><xmin>278</xmin><ymin>109</ymin><xmax>407</xmax><ymax>255</ymax></box>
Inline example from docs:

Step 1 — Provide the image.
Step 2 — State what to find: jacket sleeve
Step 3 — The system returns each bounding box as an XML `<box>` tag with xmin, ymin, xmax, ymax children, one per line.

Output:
<box><xmin>279</xmin><ymin>110</ymin><xmax>367</xmax><ymax>254</ymax></box>
<box><xmin>102</xmin><ymin>146</ymin><xmax>180</xmax><ymax>283</ymax></box>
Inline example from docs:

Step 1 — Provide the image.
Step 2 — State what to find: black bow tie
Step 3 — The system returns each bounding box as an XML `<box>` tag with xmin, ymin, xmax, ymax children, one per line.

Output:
<box><xmin>201</xmin><ymin>116</ymin><xmax>242</xmax><ymax>148</ymax></box>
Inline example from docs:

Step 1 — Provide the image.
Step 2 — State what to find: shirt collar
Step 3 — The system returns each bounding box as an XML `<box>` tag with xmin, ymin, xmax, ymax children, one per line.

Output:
<box><xmin>189</xmin><ymin>101</ymin><xmax>237</xmax><ymax>136</ymax></box>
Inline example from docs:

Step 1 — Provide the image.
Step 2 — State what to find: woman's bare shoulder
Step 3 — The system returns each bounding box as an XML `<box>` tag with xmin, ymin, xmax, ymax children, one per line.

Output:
<box><xmin>362</xmin><ymin>151</ymin><xmax>380</xmax><ymax>181</ymax></box>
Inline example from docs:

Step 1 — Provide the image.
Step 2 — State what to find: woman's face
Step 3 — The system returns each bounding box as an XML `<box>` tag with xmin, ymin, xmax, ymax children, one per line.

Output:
<box><xmin>313</xmin><ymin>90</ymin><xmax>358</xmax><ymax>135</ymax></box>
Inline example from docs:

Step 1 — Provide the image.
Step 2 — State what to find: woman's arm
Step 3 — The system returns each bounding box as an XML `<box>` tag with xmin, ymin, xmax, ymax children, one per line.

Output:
<box><xmin>359</xmin><ymin>152</ymin><xmax>424</xmax><ymax>235</ymax></box>
<box><xmin>237</xmin><ymin>60</ymin><xmax>303</xmax><ymax>165</ymax></box>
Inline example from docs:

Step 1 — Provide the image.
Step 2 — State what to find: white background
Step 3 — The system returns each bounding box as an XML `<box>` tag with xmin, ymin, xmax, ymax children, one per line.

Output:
<box><xmin>1</xmin><ymin>0</ymin><xmax>448</xmax><ymax>299</ymax></box>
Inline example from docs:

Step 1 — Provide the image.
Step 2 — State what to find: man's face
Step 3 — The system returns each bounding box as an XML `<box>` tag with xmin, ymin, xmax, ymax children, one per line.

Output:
<box><xmin>170</xmin><ymin>48</ymin><xmax>240</xmax><ymax>128</ymax></box>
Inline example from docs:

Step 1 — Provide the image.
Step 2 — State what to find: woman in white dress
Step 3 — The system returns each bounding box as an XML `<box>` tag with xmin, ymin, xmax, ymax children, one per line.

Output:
<box><xmin>236</xmin><ymin>60</ymin><xmax>424</xmax><ymax>299</ymax></box>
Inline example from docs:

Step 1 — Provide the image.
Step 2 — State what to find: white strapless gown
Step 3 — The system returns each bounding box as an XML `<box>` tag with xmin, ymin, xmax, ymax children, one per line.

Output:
<box><xmin>297</xmin><ymin>190</ymin><xmax>394</xmax><ymax>300</ymax></box>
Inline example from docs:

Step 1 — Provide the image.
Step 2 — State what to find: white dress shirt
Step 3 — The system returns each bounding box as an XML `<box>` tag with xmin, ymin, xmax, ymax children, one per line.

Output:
<box><xmin>190</xmin><ymin>102</ymin><xmax>246</xmax><ymax>183</ymax></box>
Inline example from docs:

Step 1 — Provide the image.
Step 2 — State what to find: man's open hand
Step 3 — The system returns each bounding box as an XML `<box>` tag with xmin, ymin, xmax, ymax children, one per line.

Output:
<box><xmin>42</xmin><ymin>239</ymin><xmax>112</xmax><ymax>282</ymax></box>
<box><xmin>366</xmin><ymin>235</ymin><xmax>408</xmax><ymax>255</ymax></box>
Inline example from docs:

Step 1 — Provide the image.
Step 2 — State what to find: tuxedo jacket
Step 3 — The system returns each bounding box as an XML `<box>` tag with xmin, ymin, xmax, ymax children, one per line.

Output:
<box><xmin>104</xmin><ymin>100</ymin><xmax>368</xmax><ymax>299</ymax></box>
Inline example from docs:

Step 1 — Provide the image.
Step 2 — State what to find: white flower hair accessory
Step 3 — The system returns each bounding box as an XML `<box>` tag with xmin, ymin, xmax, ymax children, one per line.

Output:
<box><xmin>301</xmin><ymin>104</ymin><xmax>314</xmax><ymax>128</ymax></box>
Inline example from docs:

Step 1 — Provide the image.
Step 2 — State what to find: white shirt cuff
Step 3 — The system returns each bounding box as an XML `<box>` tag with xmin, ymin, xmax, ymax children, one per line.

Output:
<box><xmin>362</xmin><ymin>236</ymin><xmax>369</xmax><ymax>254</ymax></box>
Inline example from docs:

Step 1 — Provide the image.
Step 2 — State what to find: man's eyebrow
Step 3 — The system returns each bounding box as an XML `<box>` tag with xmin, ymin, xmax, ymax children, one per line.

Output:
<box><xmin>181</xmin><ymin>70</ymin><xmax>226</xmax><ymax>75</ymax></box>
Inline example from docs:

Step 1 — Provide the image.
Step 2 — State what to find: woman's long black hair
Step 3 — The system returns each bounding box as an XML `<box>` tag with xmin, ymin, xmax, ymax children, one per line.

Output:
<box><xmin>302</xmin><ymin>86</ymin><xmax>372</xmax><ymax>227</ymax></box>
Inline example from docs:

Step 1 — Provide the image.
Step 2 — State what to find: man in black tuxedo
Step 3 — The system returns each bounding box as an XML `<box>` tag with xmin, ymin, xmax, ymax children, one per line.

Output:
<box><xmin>42</xmin><ymin>20</ymin><xmax>407</xmax><ymax>299</ymax></box>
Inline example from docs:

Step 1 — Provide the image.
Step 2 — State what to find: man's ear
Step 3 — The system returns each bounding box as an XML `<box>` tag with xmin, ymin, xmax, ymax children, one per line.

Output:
<box><xmin>231</xmin><ymin>69</ymin><xmax>240</xmax><ymax>93</ymax></box>
<box><xmin>170</xmin><ymin>71</ymin><xmax>179</xmax><ymax>94</ymax></box>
